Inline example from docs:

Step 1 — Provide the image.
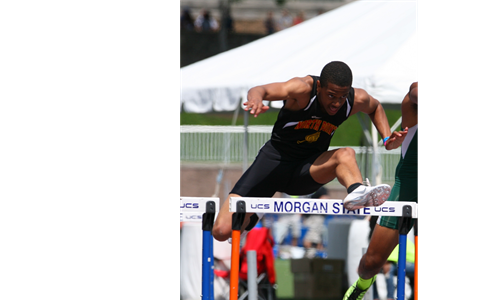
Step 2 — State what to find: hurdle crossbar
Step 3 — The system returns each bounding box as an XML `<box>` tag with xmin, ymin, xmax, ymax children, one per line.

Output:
<box><xmin>229</xmin><ymin>197</ymin><xmax>418</xmax><ymax>218</ymax></box>
<box><xmin>180</xmin><ymin>197</ymin><xmax>219</xmax><ymax>223</ymax></box>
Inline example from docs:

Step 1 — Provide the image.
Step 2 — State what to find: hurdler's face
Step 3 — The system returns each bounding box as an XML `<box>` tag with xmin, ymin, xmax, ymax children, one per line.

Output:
<box><xmin>317</xmin><ymin>80</ymin><xmax>350</xmax><ymax>116</ymax></box>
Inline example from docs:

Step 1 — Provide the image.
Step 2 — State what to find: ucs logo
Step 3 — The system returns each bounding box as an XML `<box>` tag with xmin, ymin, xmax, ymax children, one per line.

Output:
<box><xmin>185</xmin><ymin>215</ymin><xmax>202</xmax><ymax>220</ymax></box>
<box><xmin>373</xmin><ymin>207</ymin><xmax>396</xmax><ymax>213</ymax></box>
<box><xmin>180</xmin><ymin>203</ymin><xmax>199</xmax><ymax>209</ymax></box>
<box><xmin>251</xmin><ymin>204</ymin><xmax>270</xmax><ymax>210</ymax></box>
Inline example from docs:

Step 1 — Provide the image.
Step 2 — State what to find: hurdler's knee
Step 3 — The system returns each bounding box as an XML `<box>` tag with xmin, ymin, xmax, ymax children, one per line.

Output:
<box><xmin>336</xmin><ymin>147</ymin><xmax>356</xmax><ymax>161</ymax></box>
<box><xmin>358</xmin><ymin>253</ymin><xmax>385</xmax><ymax>277</ymax></box>
<box><xmin>212</xmin><ymin>221</ymin><xmax>232</xmax><ymax>242</ymax></box>
<box><xmin>345</xmin><ymin>147</ymin><xmax>356</xmax><ymax>156</ymax></box>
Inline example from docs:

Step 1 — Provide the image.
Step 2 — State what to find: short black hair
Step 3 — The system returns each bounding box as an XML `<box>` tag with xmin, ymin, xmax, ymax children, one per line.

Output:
<box><xmin>319</xmin><ymin>61</ymin><xmax>353</xmax><ymax>87</ymax></box>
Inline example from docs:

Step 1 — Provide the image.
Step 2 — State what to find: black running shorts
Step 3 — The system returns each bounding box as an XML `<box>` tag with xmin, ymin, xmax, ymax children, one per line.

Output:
<box><xmin>230</xmin><ymin>140</ymin><xmax>325</xmax><ymax>197</ymax></box>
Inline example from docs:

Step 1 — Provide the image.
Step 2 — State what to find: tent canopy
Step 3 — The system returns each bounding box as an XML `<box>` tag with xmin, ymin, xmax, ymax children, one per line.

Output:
<box><xmin>181</xmin><ymin>0</ymin><xmax>417</xmax><ymax>113</ymax></box>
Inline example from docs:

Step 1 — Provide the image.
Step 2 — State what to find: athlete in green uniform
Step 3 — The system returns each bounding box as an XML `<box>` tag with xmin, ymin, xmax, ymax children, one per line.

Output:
<box><xmin>343</xmin><ymin>82</ymin><xmax>418</xmax><ymax>300</ymax></box>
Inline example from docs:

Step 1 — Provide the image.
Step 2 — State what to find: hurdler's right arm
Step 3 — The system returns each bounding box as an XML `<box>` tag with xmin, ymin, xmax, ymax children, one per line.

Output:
<box><xmin>243</xmin><ymin>86</ymin><xmax>269</xmax><ymax>118</ymax></box>
<box><xmin>247</xmin><ymin>82</ymin><xmax>293</xmax><ymax>101</ymax></box>
<box><xmin>244</xmin><ymin>77</ymin><xmax>312</xmax><ymax>117</ymax></box>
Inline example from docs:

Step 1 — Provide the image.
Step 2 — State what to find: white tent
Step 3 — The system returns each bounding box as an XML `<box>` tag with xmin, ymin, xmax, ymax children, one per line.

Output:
<box><xmin>180</xmin><ymin>0</ymin><xmax>417</xmax><ymax>113</ymax></box>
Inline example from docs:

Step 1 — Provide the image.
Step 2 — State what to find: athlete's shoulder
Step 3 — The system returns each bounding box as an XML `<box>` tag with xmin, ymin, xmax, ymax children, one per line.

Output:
<box><xmin>350</xmin><ymin>87</ymin><xmax>381</xmax><ymax>115</ymax></box>
<box><xmin>281</xmin><ymin>76</ymin><xmax>315</xmax><ymax>110</ymax></box>
<box><xmin>352</xmin><ymin>87</ymin><xmax>369</xmax><ymax>102</ymax></box>
<box><xmin>286</xmin><ymin>76</ymin><xmax>314</xmax><ymax>92</ymax></box>
<box><xmin>401</xmin><ymin>85</ymin><xmax>418</xmax><ymax>128</ymax></box>
<box><xmin>409</xmin><ymin>81</ymin><xmax>418</xmax><ymax>91</ymax></box>
<box><xmin>409</xmin><ymin>82</ymin><xmax>418</xmax><ymax>104</ymax></box>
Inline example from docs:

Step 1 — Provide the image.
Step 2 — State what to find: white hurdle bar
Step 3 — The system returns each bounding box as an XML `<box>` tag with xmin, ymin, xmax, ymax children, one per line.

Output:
<box><xmin>229</xmin><ymin>197</ymin><xmax>417</xmax><ymax>218</ymax></box>
<box><xmin>180</xmin><ymin>197</ymin><xmax>219</xmax><ymax>223</ymax></box>
<box><xmin>180</xmin><ymin>197</ymin><xmax>219</xmax><ymax>300</ymax></box>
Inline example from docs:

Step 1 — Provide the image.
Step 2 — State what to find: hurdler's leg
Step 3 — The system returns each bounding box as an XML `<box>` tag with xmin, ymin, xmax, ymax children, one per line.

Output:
<box><xmin>309</xmin><ymin>147</ymin><xmax>362</xmax><ymax>187</ymax></box>
<box><xmin>358</xmin><ymin>225</ymin><xmax>399</xmax><ymax>279</ymax></box>
<box><xmin>343</xmin><ymin>225</ymin><xmax>398</xmax><ymax>300</ymax></box>
<box><xmin>212</xmin><ymin>193</ymin><xmax>255</xmax><ymax>242</ymax></box>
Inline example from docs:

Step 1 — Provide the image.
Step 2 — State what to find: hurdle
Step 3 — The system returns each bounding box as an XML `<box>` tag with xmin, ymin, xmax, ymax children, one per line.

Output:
<box><xmin>396</xmin><ymin>204</ymin><xmax>414</xmax><ymax>300</ymax></box>
<box><xmin>228</xmin><ymin>197</ymin><xmax>418</xmax><ymax>300</ymax></box>
<box><xmin>414</xmin><ymin>219</ymin><xmax>418</xmax><ymax>300</ymax></box>
<box><xmin>180</xmin><ymin>197</ymin><xmax>219</xmax><ymax>300</ymax></box>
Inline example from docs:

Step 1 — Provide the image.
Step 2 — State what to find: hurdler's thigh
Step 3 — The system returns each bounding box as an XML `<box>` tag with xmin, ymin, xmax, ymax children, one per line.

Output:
<box><xmin>378</xmin><ymin>179</ymin><xmax>417</xmax><ymax>230</ymax></box>
<box><xmin>230</xmin><ymin>148</ymin><xmax>292</xmax><ymax>197</ymax></box>
<box><xmin>282</xmin><ymin>153</ymin><xmax>324</xmax><ymax>195</ymax></box>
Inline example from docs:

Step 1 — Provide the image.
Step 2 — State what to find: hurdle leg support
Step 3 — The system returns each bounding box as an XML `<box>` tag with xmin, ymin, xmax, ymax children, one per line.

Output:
<box><xmin>397</xmin><ymin>205</ymin><xmax>413</xmax><ymax>300</ymax></box>
<box><xmin>414</xmin><ymin>219</ymin><xmax>418</xmax><ymax>300</ymax></box>
<box><xmin>202</xmin><ymin>201</ymin><xmax>216</xmax><ymax>300</ymax></box>
<box><xmin>230</xmin><ymin>201</ymin><xmax>246</xmax><ymax>300</ymax></box>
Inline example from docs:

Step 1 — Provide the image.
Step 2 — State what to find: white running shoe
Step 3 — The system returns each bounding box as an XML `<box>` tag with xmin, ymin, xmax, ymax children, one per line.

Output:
<box><xmin>343</xmin><ymin>184</ymin><xmax>391</xmax><ymax>211</ymax></box>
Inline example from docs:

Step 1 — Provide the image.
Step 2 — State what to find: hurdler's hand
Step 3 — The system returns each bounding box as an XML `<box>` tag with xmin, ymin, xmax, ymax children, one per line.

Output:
<box><xmin>243</xmin><ymin>97</ymin><xmax>270</xmax><ymax>117</ymax></box>
<box><xmin>384</xmin><ymin>127</ymin><xmax>408</xmax><ymax>150</ymax></box>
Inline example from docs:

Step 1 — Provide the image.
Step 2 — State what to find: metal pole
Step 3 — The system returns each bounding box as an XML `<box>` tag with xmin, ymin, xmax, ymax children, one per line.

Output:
<box><xmin>243</xmin><ymin>110</ymin><xmax>248</xmax><ymax>171</ymax></box>
<box><xmin>202</xmin><ymin>201</ymin><xmax>216</xmax><ymax>300</ymax></box>
<box><xmin>247</xmin><ymin>250</ymin><xmax>258</xmax><ymax>300</ymax></box>
<box><xmin>371</xmin><ymin>123</ymin><xmax>381</xmax><ymax>185</ymax></box>
<box><xmin>397</xmin><ymin>206</ymin><xmax>412</xmax><ymax>300</ymax></box>
<box><xmin>209</xmin><ymin>232</ymin><xmax>214</xmax><ymax>300</ymax></box>
<box><xmin>397</xmin><ymin>234</ymin><xmax>407</xmax><ymax>300</ymax></box>
<box><xmin>229</xmin><ymin>230</ymin><xmax>241</xmax><ymax>300</ymax></box>
<box><xmin>202</xmin><ymin>230</ymin><xmax>214</xmax><ymax>300</ymax></box>
<box><xmin>414</xmin><ymin>219</ymin><xmax>418</xmax><ymax>300</ymax></box>
<box><xmin>230</xmin><ymin>201</ymin><xmax>246</xmax><ymax>300</ymax></box>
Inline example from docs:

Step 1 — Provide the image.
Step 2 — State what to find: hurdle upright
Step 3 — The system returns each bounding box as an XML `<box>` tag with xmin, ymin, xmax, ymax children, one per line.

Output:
<box><xmin>228</xmin><ymin>196</ymin><xmax>418</xmax><ymax>300</ymax></box>
<box><xmin>180</xmin><ymin>197</ymin><xmax>219</xmax><ymax>300</ymax></box>
<box><xmin>414</xmin><ymin>219</ymin><xmax>418</xmax><ymax>300</ymax></box>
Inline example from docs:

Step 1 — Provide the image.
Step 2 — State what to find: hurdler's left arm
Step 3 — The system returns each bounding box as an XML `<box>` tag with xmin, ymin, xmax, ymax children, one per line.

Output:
<box><xmin>370</xmin><ymin>96</ymin><xmax>408</xmax><ymax>150</ymax></box>
<box><xmin>368</xmin><ymin>99</ymin><xmax>391</xmax><ymax>139</ymax></box>
<box><xmin>356</xmin><ymin>90</ymin><xmax>408</xmax><ymax>150</ymax></box>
